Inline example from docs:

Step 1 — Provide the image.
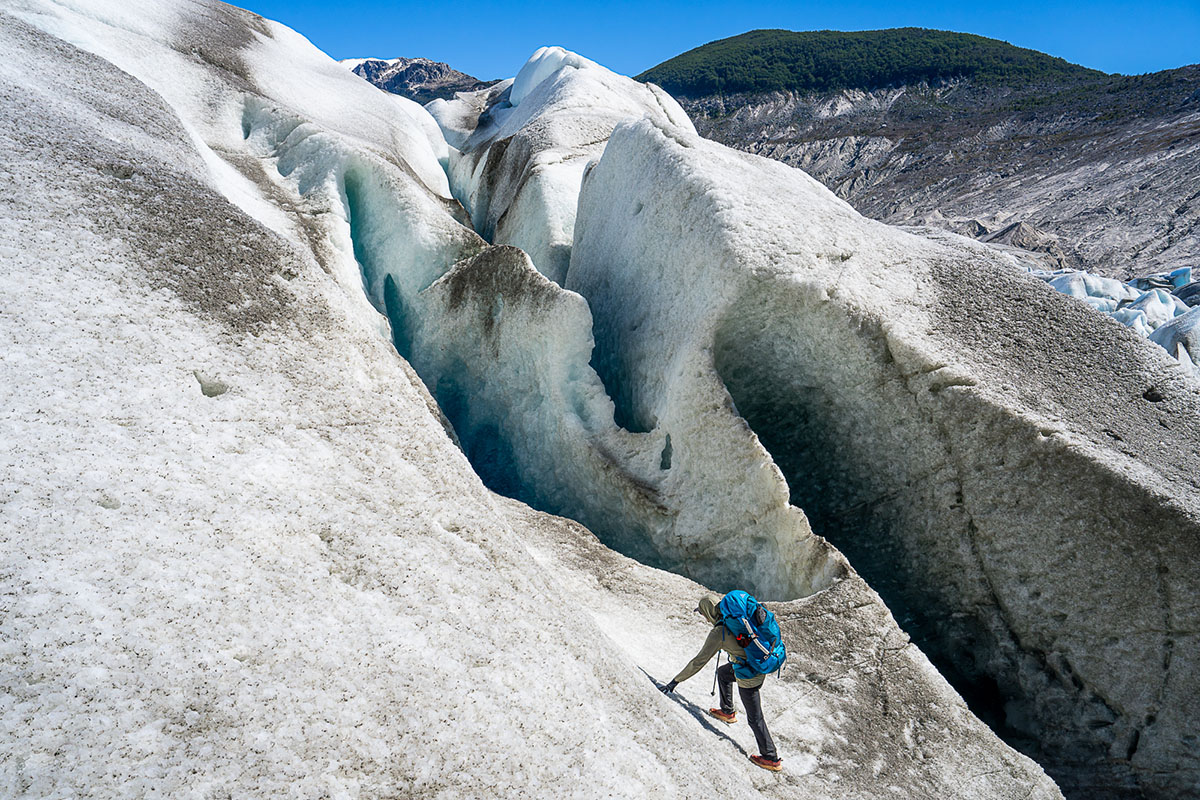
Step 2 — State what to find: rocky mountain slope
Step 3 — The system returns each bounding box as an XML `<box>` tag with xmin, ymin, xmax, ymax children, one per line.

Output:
<box><xmin>341</xmin><ymin>56</ymin><xmax>496</xmax><ymax>103</ymax></box>
<box><xmin>638</xmin><ymin>30</ymin><xmax>1200</xmax><ymax>280</ymax></box>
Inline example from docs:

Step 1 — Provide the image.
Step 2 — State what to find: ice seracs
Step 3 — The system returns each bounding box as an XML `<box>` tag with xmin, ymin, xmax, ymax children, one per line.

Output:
<box><xmin>1034</xmin><ymin>265</ymin><xmax>1200</xmax><ymax>364</ymax></box>
<box><xmin>509</xmin><ymin>45</ymin><xmax>599</xmax><ymax>107</ymax></box>
<box><xmin>427</xmin><ymin>44</ymin><xmax>693</xmax><ymax>284</ymax></box>
<box><xmin>418</xmin><ymin>46</ymin><xmax>837</xmax><ymax>599</ymax></box>
<box><xmin>1150</xmin><ymin>306</ymin><xmax>1200</xmax><ymax>377</ymax></box>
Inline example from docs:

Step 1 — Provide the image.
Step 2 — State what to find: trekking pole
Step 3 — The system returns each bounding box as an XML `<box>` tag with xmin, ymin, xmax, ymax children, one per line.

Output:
<box><xmin>712</xmin><ymin>651</ymin><xmax>721</xmax><ymax>697</ymax></box>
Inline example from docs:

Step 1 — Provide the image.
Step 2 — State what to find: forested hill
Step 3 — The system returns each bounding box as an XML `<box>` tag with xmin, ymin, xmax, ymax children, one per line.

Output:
<box><xmin>636</xmin><ymin>28</ymin><xmax>1106</xmax><ymax>97</ymax></box>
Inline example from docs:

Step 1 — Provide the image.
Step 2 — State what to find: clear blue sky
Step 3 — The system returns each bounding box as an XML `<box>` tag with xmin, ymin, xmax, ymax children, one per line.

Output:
<box><xmin>238</xmin><ymin>0</ymin><xmax>1198</xmax><ymax>79</ymax></box>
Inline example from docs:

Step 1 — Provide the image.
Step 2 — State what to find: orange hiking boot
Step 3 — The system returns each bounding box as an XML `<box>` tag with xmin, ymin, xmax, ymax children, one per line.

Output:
<box><xmin>708</xmin><ymin>708</ymin><xmax>737</xmax><ymax>724</ymax></box>
<box><xmin>750</xmin><ymin>755</ymin><xmax>783</xmax><ymax>772</ymax></box>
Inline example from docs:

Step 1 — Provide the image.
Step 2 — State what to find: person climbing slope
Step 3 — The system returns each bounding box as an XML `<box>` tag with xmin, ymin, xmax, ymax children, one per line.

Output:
<box><xmin>660</xmin><ymin>592</ymin><xmax>784</xmax><ymax>772</ymax></box>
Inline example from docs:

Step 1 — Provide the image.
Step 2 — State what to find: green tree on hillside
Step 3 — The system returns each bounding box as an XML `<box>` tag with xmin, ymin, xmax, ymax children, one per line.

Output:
<box><xmin>637</xmin><ymin>28</ymin><xmax>1105</xmax><ymax>97</ymax></box>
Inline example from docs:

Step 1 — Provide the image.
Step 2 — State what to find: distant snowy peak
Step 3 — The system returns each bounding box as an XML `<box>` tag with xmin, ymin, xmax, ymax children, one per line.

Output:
<box><xmin>342</xmin><ymin>56</ymin><xmax>496</xmax><ymax>103</ymax></box>
<box><xmin>337</xmin><ymin>57</ymin><xmax>391</xmax><ymax>71</ymax></box>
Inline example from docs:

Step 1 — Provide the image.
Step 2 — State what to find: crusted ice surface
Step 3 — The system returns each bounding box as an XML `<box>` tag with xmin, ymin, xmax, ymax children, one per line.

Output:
<box><xmin>427</xmin><ymin>46</ymin><xmax>693</xmax><ymax>284</ymax></box>
<box><xmin>0</xmin><ymin>3</ymin><xmax>1067</xmax><ymax>799</ymax></box>
<box><xmin>568</xmin><ymin>116</ymin><xmax>1200</xmax><ymax>797</ymax></box>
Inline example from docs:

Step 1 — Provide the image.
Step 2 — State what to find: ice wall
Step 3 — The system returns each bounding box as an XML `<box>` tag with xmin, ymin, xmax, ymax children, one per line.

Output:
<box><xmin>0</xmin><ymin>6</ymin><xmax>742</xmax><ymax>796</ymax></box>
<box><xmin>567</xmin><ymin>116</ymin><xmax>1200</xmax><ymax>799</ymax></box>
<box><xmin>242</xmin><ymin>75</ymin><xmax>835</xmax><ymax>596</ymax></box>
<box><xmin>411</xmin><ymin>241</ymin><xmax>841</xmax><ymax>598</ymax></box>
<box><xmin>420</xmin><ymin>50</ymin><xmax>838</xmax><ymax>598</ymax></box>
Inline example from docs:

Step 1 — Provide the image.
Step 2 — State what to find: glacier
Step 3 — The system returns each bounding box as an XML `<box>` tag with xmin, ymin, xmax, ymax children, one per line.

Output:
<box><xmin>427</xmin><ymin>45</ymin><xmax>693</xmax><ymax>285</ymax></box>
<box><xmin>566</xmin><ymin>115</ymin><xmax>1200</xmax><ymax>798</ymax></box>
<box><xmin>1033</xmin><ymin>266</ymin><xmax>1200</xmax><ymax>366</ymax></box>
<box><xmin>413</xmin><ymin>35</ymin><xmax>1199</xmax><ymax>799</ymax></box>
<box><xmin>1</xmin><ymin>1</ymin><xmax>1198</xmax><ymax>799</ymax></box>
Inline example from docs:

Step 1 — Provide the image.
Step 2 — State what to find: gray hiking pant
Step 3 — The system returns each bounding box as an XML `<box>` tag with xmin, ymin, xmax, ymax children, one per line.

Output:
<box><xmin>717</xmin><ymin>662</ymin><xmax>778</xmax><ymax>760</ymax></box>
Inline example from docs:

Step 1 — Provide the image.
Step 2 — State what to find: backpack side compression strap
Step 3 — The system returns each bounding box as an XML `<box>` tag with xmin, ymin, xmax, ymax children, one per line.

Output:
<box><xmin>738</xmin><ymin>616</ymin><xmax>772</xmax><ymax>657</ymax></box>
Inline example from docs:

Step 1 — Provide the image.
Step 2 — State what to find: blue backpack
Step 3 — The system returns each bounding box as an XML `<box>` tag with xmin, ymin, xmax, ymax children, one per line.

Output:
<box><xmin>719</xmin><ymin>590</ymin><xmax>786</xmax><ymax>680</ymax></box>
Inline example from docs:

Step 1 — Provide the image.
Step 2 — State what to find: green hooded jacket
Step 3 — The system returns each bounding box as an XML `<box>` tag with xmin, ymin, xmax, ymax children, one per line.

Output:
<box><xmin>672</xmin><ymin>593</ymin><xmax>766</xmax><ymax>689</ymax></box>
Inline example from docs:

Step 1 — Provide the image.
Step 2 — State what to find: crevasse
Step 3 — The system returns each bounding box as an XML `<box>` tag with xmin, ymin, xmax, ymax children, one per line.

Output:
<box><xmin>242</xmin><ymin>52</ymin><xmax>841</xmax><ymax>600</ymax></box>
<box><xmin>246</xmin><ymin>42</ymin><xmax>1199</xmax><ymax>798</ymax></box>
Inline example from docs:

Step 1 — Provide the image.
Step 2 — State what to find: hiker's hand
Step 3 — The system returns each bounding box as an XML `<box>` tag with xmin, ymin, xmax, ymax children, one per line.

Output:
<box><xmin>660</xmin><ymin>680</ymin><xmax>677</xmax><ymax>694</ymax></box>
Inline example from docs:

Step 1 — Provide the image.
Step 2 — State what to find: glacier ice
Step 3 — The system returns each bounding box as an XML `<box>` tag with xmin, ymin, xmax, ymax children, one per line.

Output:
<box><xmin>1036</xmin><ymin>268</ymin><xmax>1199</xmax><ymax>366</ymax></box>
<box><xmin>509</xmin><ymin>45</ymin><xmax>599</xmax><ymax>107</ymax></box>
<box><xmin>1150</xmin><ymin>305</ymin><xmax>1200</xmax><ymax>372</ymax></box>
<box><xmin>0</xmin><ymin>3</ymin><xmax>1072</xmax><ymax>798</ymax></box>
<box><xmin>4</xmin><ymin>1</ymin><xmax>1196</xmax><ymax>798</ymax></box>
<box><xmin>566</xmin><ymin>115</ymin><xmax>1200</xmax><ymax>798</ymax></box>
<box><xmin>1126</xmin><ymin>288</ymin><xmax>1185</xmax><ymax>331</ymax></box>
<box><xmin>1129</xmin><ymin>265</ymin><xmax>1193</xmax><ymax>292</ymax></box>
<box><xmin>427</xmin><ymin>45</ymin><xmax>693</xmax><ymax>285</ymax></box>
<box><xmin>418</xmin><ymin>47</ymin><xmax>840</xmax><ymax>599</ymax></box>
<box><xmin>1047</xmin><ymin>270</ymin><xmax>1140</xmax><ymax>302</ymax></box>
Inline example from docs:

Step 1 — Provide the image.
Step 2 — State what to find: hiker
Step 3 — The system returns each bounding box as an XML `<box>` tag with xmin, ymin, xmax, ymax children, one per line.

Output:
<box><xmin>660</xmin><ymin>592</ymin><xmax>783</xmax><ymax>771</ymax></box>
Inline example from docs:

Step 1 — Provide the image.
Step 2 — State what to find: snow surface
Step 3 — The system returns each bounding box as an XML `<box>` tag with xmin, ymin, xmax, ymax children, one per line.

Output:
<box><xmin>0</xmin><ymin>3</ymin><xmax>1066</xmax><ymax>798</ymax></box>
<box><xmin>338</xmin><ymin>56</ymin><xmax>395</xmax><ymax>70</ymax></box>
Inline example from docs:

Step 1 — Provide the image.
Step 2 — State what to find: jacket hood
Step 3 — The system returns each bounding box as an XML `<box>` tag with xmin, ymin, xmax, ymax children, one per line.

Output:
<box><xmin>696</xmin><ymin>593</ymin><xmax>722</xmax><ymax>626</ymax></box>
